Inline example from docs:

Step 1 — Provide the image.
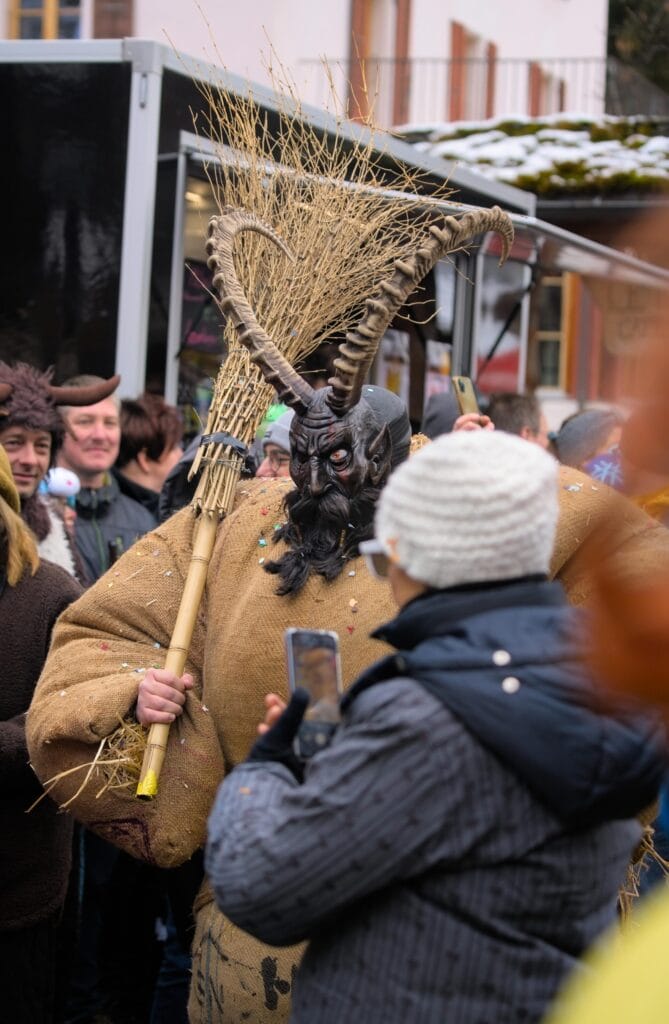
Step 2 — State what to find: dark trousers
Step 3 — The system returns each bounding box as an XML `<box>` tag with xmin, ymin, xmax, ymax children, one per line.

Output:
<box><xmin>0</xmin><ymin>912</ymin><xmax>59</xmax><ymax>1024</ymax></box>
<box><xmin>149</xmin><ymin>911</ymin><xmax>191</xmax><ymax>1024</ymax></box>
<box><xmin>63</xmin><ymin>828</ymin><xmax>165</xmax><ymax>1024</ymax></box>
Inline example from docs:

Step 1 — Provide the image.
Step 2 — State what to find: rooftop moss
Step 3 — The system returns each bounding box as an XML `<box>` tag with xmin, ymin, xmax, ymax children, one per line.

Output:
<box><xmin>400</xmin><ymin>114</ymin><xmax>669</xmax><ymax>197</ymax></box>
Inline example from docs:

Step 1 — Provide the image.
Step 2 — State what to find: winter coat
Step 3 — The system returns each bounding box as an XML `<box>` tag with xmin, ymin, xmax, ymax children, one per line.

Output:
<box><xmin>73</xmin><ymin>472</ymin><xmax>156</xmax><ymax>581</ymax></box>
<box><xmin>0</xmin><ymin>559</ymin><xmax>82</xmax><ymax>929</ymax></box>
<box><xmin>207</xmin><ymin>578</ymin><xmax>664</xmax><ymax>1024</ymax></box>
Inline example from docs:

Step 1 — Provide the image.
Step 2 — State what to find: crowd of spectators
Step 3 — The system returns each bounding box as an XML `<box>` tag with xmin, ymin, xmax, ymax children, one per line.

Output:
<box><xmin>2</xmin><ymin>360</ymin><xmax>668</xmax><ymax>1024</ymax></box>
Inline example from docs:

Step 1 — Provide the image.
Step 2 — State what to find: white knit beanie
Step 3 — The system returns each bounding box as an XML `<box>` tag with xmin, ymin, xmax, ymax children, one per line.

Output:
<box><xmin>375</xmin><ymin>430</ymin><xmax>559</xmax><ymax>589</ymax></box>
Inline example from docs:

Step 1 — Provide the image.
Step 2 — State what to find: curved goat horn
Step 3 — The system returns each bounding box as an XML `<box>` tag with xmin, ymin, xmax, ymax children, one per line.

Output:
<box><xmin>0</xmin><ymin>383</ymin><xmax>11</xmax><ymax>404</ymax></box>
<box><xmin>206</xmin><ymin>208</ymin><xmax>315</xmax><ymax>415</ymax></box>
<box><xmin>49</xmin><ymin>374</ymin><xmax>121</xmax><ymax>406</ymax></box>
<box><xmin>327</xmin><ymin>205</ymin><xmax>514</xmax><ymax>416</ymax></box>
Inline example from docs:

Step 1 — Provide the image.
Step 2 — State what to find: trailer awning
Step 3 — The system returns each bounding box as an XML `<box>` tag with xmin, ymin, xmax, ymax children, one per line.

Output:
<box><xmin>490</xmin><ymin>214</ymin><xmax>669</xmax><ymax>288</ymax></box>
<box><xmin>184</xmin><ymin>134</ymin><xmax>668</xmax><ymax>290</ymax></box>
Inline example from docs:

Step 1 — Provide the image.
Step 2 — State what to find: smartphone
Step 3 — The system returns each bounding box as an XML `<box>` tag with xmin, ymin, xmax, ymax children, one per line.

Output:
<box><xmin>285</xmin><ymin>628</ymin><xmax>342</xmax><ymax>758</ymax></box>
<box><xmin>451</xmin><ymin>375</ymin><xmax>480</xmax><ymax>416</ymax></box>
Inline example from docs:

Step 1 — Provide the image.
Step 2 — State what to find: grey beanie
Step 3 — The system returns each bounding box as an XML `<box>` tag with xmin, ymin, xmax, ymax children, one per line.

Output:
<box><xmin>420</xmin><ymin>390</ymin><xmax>461</xmax><ymax>439</ymax></box>
<box><xmin>361</xmin><ymin>385</ymin><xmax>411</xmax><ymax>468</ymax></box>
<box><xmin>263</xmin><ymin>410</ymin><xmax>295</xmax><ymax>454</ymax></box>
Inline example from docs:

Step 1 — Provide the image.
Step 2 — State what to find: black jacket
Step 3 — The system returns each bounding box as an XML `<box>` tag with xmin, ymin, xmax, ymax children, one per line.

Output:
<box><xmin>73</xmin><ymin>473</ymin><xmax>156</xmax><ymax>581</ymax></box>
<box><xmin>346</xmin><ymin>577</ymin><xmax>665</xmax><ymax>826</ymax></box>
<box><xmin>113</xmin><ymin>467</ymin><xmax>160</xmax><ymax>520</ymax></box>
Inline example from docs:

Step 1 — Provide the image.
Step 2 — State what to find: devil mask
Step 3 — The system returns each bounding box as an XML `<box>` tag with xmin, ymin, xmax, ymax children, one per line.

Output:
<box><xmin>263</xmin><ymin>387</ymin><xmax>392</xmax><ymax>593</ymax></box>
<box><xmin>206</xmin><ymin>204</ymin><xmax>513</xmax><ymax>594</ymax></box>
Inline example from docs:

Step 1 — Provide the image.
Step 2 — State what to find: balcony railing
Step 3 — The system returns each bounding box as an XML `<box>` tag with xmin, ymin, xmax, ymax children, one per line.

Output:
<box><xmin>300</xmin><ymin>55</ymin><xmax>669</xmax><ymax>126</ymax></box>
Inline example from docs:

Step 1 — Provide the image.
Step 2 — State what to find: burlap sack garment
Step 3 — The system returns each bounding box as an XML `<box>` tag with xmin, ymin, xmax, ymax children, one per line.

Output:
<box><xmin>27</xmin><ymin>468</ymin><xmax>669</xmax><ymax>1023</ymax></box>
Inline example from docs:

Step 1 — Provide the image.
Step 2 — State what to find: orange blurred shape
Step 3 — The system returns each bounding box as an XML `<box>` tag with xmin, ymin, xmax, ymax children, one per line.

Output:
<box><xmin>589</xmin><ymin>567</ymin><xmax>669</xmax><ymax>704</ymax></box>
<box><xmin>588</xmin><ymin>207</ymin><xmax>669</xmax><ymax>708</ymax></box>
<box><xmin>621</xmin><ymin>403</ymin><xmax>669</xmax><ymax>476</ymax></box>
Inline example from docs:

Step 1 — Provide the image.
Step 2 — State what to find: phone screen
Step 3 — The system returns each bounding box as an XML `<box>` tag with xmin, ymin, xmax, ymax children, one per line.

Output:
<box><xmin>285</xmin><ymin>628</ymin><xmax>342</xmax><ymax>755</ymax></box>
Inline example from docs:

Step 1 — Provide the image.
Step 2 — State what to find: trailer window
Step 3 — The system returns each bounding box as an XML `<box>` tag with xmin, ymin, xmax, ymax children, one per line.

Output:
<box><xmin>533</xmin><ymin>275</ymin><xmax>568</xmax><ymax>390</ymax></box>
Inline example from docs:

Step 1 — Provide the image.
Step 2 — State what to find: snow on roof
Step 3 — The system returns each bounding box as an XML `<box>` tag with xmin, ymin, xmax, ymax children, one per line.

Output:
<box><xmin>395</xmin><ymin>113</ymin><xmax>669</xmax><ymax>196</ymax></box>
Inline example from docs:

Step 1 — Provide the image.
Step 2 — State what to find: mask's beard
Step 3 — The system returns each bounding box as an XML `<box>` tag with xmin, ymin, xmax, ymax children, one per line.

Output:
<box><xmin>264</xmin><ymin>481</ymin><xmax>382</xmax><ymax>595</ymax></box>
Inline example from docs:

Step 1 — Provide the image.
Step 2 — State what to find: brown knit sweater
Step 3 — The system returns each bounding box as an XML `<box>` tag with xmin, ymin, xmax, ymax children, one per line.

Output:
<box><xmin>1</xmin><ymin>559</ymin><xmax>82</xmax><ymax>928</ymax></box>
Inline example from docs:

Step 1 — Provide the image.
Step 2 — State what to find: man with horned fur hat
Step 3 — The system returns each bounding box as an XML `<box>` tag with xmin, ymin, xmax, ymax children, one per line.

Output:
<box><xmin>0</xmin><ymin>363</ymin><xmax>119</xmax><ymax>581</ymax></box>
<box><xmin>26</xmin><ymin>207</ymin><xmax>669</xmax><ymax>1023</ymax></box>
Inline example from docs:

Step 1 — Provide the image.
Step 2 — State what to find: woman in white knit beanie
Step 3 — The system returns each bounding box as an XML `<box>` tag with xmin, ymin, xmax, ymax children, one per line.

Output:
<box><xmin>207</xmin><ymin>428</ymin><xmax>663</xmax><ymax>1024</ymax></box>
<box><xmin>372</xmin><ymin>429</ymin><xmax>559</xmax><ymax>599</ymax></box>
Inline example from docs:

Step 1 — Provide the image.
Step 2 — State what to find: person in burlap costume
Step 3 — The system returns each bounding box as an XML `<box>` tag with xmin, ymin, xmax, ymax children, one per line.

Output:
<box><xmin>26</xmin><ymin>206</ymin><xmax>669</xmax><ymax>1024</ymax></box>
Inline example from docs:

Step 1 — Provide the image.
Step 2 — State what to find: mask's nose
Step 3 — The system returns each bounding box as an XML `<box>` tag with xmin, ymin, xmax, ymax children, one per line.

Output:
<box><xmin>309</xmin><ymin>459</ymin><xmax>326</xmax><ymax>496</ymax></box>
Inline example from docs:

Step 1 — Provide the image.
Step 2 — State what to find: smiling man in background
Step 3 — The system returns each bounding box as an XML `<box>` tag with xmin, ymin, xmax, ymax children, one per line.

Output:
<box><xmin>57</xmin><ymin>374</ymin><xmax>155</xmax><ymax>582</ymax></box>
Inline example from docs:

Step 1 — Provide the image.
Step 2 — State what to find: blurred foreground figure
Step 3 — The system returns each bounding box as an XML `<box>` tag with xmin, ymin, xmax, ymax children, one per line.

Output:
<box><xmin>207</xmin><ymin>431</ymin><xmax>663</xmax><ymax>1024</ymax></box>
<box><xmin>546</xmin><ymin>560</ymin><xmax>669</xmax><ymax>1021</ymax></box>
<box><xmin>544</xmin><ymin>211</ymin><xmax>669</xmax><ymax>1024</ymax></box>
<box><xmin>0</xmin><ymin>447</ymin><xmax>82</xmax><ymax>1023</ymax></box>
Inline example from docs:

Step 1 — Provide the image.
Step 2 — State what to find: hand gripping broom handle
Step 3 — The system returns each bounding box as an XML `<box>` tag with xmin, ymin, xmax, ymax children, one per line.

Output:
<box><xmin>136</xmin><ymin>514</ymin><xmax>219</xmax><ymax>799</ymax></box>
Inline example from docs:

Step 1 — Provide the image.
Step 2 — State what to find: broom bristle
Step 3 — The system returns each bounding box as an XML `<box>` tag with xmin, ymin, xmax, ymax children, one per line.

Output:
<box><xmin>188</xmin><ymin>59</ymin><xmax>455</xmax><ymax>514</ymax></box>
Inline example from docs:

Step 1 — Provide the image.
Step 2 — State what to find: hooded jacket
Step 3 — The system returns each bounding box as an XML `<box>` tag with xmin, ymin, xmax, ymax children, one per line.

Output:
<box><xmin>207</xmin><ymin>578</ymin><xmax>664</xmax><ymax>1024</ymax></box>
<box><xmin>347</xmin><ymin>577</ymin><xmax>664</xmax><ymax>826</ymax></box>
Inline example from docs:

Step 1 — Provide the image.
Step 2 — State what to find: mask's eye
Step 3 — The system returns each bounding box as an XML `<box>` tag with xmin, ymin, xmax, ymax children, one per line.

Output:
<box><xmin>329</xmin><ymin>448</ymin><xmax>350</xmax><ymax>468</ymax></box>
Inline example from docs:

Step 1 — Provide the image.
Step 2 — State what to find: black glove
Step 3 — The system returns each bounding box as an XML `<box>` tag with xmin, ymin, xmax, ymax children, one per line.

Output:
<box><xmin>246</xmin><ymin>688</ymin><xmax>310</xmax><ymax>781</ymax></box>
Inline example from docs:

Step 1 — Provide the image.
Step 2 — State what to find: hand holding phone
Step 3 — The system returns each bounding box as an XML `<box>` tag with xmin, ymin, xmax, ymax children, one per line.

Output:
<box><xmin>285</xmin><ymin>628</ymin><xmax>342</xmax><ymax>758</ymax></box>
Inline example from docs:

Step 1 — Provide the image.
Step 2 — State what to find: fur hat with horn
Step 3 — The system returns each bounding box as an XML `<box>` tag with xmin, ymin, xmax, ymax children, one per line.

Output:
<box><xmin>0</xmin><ymin>362</ymin><xmax>120</xmax><ymax>452</ymax></box>
<box><xmin>206</xmin><ymin>205</ymin><xmax>514</xmax><ymax>593</ymax></box>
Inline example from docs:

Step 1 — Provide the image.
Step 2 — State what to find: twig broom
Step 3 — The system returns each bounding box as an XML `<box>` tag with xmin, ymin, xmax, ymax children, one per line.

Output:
<box><xmin>135</xmin><ymin>75</ymin><xmax>455</xmax><ymax>797</ymax></box>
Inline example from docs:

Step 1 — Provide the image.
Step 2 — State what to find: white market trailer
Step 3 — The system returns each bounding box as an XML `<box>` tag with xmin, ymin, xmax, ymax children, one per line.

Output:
<box><xmin>1</xmin><ymin>39</ymin><xmax>666</xmax><ymax>426</ymax></box>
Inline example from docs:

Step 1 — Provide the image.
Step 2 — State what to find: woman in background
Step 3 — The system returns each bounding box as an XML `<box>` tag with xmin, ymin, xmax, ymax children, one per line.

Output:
<box><xmin>0</xmin><ymin>446</ymin><xmax>82</xmax><ymax>1023</ymax></box>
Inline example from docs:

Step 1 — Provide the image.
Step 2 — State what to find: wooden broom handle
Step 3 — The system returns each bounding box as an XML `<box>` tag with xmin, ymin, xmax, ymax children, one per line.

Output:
<box><xmin>136</xmin><ymin>514</ymin><xmax>218</xmax><ymax>799</ymax></box>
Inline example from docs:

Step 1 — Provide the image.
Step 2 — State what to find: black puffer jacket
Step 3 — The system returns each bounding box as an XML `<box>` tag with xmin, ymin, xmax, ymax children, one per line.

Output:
<box><xmin>348</xmin><ymin>576</ymin><xmax>665</xmax><ymax>826</ymax></box>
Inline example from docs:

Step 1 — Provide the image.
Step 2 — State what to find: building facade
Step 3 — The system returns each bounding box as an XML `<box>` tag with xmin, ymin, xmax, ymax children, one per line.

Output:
<box><xmin>2</xmin><ymin>0</ymin><xmax>610</xmax><ymax>124</ymax></box>
<box><xmin>3</xmin><ymin>6</ymin><xmax>664</xmax><ymax>427</ymax></box>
